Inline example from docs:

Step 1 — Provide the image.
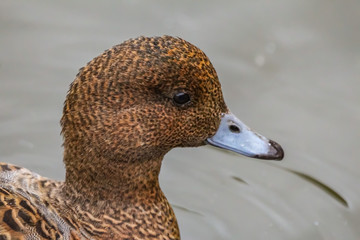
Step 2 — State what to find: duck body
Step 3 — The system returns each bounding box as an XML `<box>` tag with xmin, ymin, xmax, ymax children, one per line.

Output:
<box><xmin>0</xmin><ymin>36</ymin><xmax>283</xmax><ymax>239</ymax></box>
<box><xmin>0</xmin><ymin>163</ymin><xmax>68</xmax><ymax>239</ymax></box>
<box><xmin>0</xmin><ymin>162</ymin><xmax>179</xmax><ymax>240</ymax></box>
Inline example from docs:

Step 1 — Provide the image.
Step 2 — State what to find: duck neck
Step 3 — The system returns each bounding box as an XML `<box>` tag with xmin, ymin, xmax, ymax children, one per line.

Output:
<box><xmin>62</xmin><ymin>147</ymin><xmax>167</xmax><ymax>205</ymax></box>
<box><xmin>59</xmin><ymin>148</ymin><xmax>180</xmax><ymax>239</ymax></box>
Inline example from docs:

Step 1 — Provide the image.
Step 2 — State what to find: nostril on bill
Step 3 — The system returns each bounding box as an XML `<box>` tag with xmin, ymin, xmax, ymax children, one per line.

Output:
<box><xmin>229</xmin><ymin>125</ymin><xmax>241</xmax><ymax>133</ymax></box>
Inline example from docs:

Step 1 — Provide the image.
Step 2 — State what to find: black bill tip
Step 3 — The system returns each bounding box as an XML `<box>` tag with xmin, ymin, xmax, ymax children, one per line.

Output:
<box><xmin>255</xmin><ymin>140</ymin><xmax>284</xmax><ymax>160</ymax></box>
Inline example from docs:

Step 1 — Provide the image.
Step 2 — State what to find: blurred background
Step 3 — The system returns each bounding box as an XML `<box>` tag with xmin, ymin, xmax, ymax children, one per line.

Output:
<box><xmin>0</xmin><ymin>0</ymin><xmax>359</xmax><ymax>239</ymax></box>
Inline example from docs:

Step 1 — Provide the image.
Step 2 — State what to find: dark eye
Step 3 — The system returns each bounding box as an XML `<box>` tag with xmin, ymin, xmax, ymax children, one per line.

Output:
<box><xmin>173</xmin><ymin>92</ymin><xmax>191</xmax><ymax>105</ymax></box>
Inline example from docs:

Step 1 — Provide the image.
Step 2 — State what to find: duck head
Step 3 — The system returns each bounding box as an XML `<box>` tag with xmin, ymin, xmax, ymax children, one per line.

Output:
<box><xmin>61</xmin><ymin>36</ymin><xmax>283</xmax><ymax>196</ymax></box>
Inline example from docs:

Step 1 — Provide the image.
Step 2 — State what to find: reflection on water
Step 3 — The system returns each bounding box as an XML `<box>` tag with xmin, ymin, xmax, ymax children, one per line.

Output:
<box><xmin>288</xmin><ymin>169</ymin><xmax>348</xmax><ymax>208</ymax></box>
<box><xmin>1</xmin><ymin>0</ymin><xmax>359</xmax><ymax>239</ymax></box>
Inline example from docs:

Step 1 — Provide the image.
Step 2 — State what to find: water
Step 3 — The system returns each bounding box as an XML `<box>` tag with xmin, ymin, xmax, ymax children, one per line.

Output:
<box><xmin>1</xmin><ymin>0</ymin><xmax>359</xmax><ymax>239</ymax></box>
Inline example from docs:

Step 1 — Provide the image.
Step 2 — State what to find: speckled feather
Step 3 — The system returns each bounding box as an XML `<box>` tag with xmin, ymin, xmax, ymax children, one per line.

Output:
<box><xmin>0</xmin><ymin>36</ymin><xmax>227</xmax><ymax>239</ymax></box>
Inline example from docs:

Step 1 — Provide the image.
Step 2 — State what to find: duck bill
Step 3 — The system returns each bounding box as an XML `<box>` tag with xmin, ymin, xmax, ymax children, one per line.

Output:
<box><xmin>206</xmin><ymin>112</ymin><xmax>284</xmax><ymax>160</ymax></box>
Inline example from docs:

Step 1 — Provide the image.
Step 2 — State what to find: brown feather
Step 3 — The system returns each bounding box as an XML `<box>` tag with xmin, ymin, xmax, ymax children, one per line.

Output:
<box><xmin>0</xmin><ymin>36</ymin><xmax>227</xmax><ymax>239</ymax></box>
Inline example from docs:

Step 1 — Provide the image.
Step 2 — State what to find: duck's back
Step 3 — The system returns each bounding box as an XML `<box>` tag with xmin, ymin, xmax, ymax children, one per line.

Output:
<box><xmin>0</xmin><ymin>163</ymin><xmax>78</xmax><ymax>240</ymax></box>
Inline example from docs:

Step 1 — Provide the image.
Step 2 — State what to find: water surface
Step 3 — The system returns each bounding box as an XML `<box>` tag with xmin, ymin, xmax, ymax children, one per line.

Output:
<box><xmin>1</xmin><ymin>0</ymin><xmax>359</xmax><ymax>239</ymax></box>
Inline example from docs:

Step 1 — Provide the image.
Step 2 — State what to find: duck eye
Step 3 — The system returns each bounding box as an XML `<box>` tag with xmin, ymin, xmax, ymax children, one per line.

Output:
<box><xmin>173</xmin><ymin>92</ymin><xmax>191</xmax><ymax>105</ymax></box>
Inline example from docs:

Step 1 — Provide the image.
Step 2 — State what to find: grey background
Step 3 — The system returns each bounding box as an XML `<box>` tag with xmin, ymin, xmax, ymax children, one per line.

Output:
<box><xmin>1</xmin><ymin>0</ymin><xmax>359</xmax><ymax>239</ymax></box>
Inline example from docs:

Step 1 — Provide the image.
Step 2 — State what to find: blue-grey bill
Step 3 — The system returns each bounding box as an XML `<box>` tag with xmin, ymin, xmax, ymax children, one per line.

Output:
<box><xmin>206</xmin><ymin>112</ymin><xmax>284</xmax><ymax>160</ymax></box>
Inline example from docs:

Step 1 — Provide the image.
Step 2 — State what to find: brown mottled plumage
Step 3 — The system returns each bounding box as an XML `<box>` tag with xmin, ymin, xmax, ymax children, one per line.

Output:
<box><xmin>0</xmin><ymin>36</ymin><xmax>284</xmax><ymax>240</ymax></box>
<box><xmin>0</xmin><ymin>36</ymin><xmax>227</xmax><ymax>240</ymax></box>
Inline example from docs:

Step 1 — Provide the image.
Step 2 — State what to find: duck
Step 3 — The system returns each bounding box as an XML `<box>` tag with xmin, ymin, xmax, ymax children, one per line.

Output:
<box><xmin>0</xmin><ymin>35</ymin><xmax>284</xmax><ymax>240</ymax></box>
